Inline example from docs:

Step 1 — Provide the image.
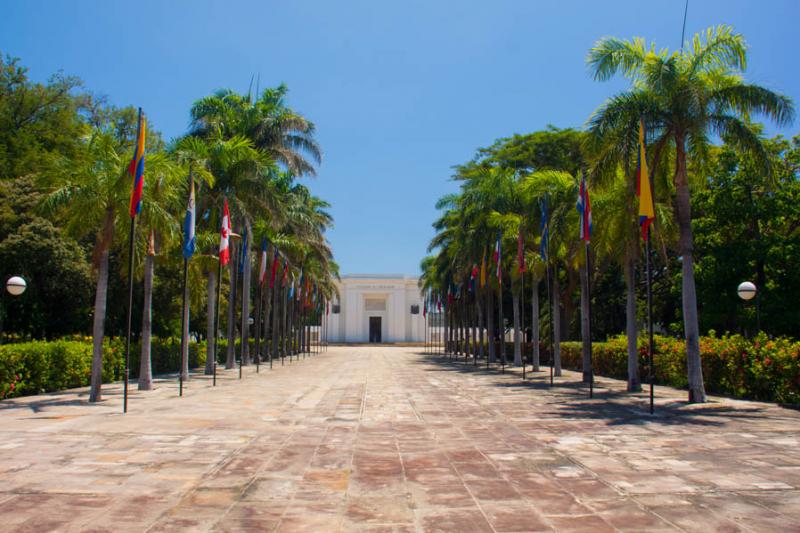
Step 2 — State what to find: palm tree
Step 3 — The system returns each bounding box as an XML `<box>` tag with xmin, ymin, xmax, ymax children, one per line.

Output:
<box><xmin>587</xmin><ymin>25</ymin><xmax>794</xmax><ymax>402</ymax></box>
<box><xmin>188</xmin><ymin>86</ymin><xmax>322</xmax><ymax>367</ymax></box>
<box><xmin>135</xmin><ymin>151</ymin><xmax>185</xmax><ymax>390</ymax></box>
<box><xmin>42</xmin><ymin>111</ymin><xmax>155</xmax><ymax>402</ymax></box>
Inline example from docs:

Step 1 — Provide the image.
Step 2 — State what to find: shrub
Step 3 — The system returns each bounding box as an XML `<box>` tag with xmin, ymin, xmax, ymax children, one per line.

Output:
<box><xmin>559</xmin><ymin>332</ymin><xmax>800</xmax><ymax>405</ymax></box>
<box><xmin>0</xmin><ymin>336</ymin><xmax>207</xmax><ymax>400</ymax></box>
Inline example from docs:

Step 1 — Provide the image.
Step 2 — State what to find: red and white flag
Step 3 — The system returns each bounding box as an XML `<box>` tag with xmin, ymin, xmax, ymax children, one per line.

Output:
<box><xmin>219</xmin><ymin>199</ymin><xmax>231</xmax><ymax>266</ymax></box>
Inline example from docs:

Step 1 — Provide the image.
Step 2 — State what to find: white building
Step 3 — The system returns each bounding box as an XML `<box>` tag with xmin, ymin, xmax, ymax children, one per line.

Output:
<box><xmin>327</xmin><ymin>274</ymin><xmax>426</xmax><ymax>343</ymax></box>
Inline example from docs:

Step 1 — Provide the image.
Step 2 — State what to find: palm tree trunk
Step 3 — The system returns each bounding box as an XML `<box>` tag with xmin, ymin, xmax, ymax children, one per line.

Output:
<box><xmin>487</xmin><ymin>285</ymin><xmax>495</xmax><ymax>362</ymax></box>
<box><xmin>532</xmin><ymin>278</ymin><xmax>540</xmax><ymax>371</ymax></box>
<box><xmin>512</xmin><ymin>288</ymin><xmax>522</xmax><ymax>366</ymax></box>
<box><xmin>225</xmin><ymin>247</ymin><xmax>237</xmax><ymax>369</ymax></box>
<box><xmin>272</xmin><ymin>282</ymin><xmax>281</xmax><ymax>362</ymax></box>
<box><xmin>205</xmin><ymin>268</ymin><xmax>216</xmax><ymax>375</ymax></box>
<box><xmin>138</xmin><ymin>233</ymin><xmax>155</xmax><ymax>391</ymax></box>
<box><xmin>624</xmin><ymin>247</ymin><xmax>641</xmax><ymax>391</ymax></box>
<box><xmin>240</xmin><ymin>228</ymin><xmax>252</xmax><ymax>366</ymax></box>
<box><xmin>675</xmin><ymin>135</ymin><xmax>706</xmax><ymax>403</ymax></box>
<box><xmin>553</xmin><ymin>269</ymin><xmax>562</xmax><ymax>377</ymax></box>
<box><xmin>471</xmin><ymin>297</ymin><xmax>477</xmax><ymax>363</ymax></box>
<box><xmin>254</xmin><ymin>281</ymin><xmax>262</xmax><ymax>365</ymax></box>
<box><xmin>477</xmin><ymin>293</ymin><xmax>484</xmax><ymax>359</ymax></box>
<box><xmin>89</xmin><ymin>211</ymin><xmax>113</xmax><ymax>403</ymax></box>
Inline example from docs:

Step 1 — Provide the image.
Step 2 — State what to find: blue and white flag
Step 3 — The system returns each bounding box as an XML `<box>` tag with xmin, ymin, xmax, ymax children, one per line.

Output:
<box><xmin>182</xmin><ymin>179</ymin><xmax>196</xmax><ymax>259</ymax></box>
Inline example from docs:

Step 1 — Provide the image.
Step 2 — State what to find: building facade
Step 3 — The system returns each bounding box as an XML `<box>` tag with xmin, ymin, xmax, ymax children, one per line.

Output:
<box><xmin>327</xmin><ymin>274</ymin><xmax>425</xmax><ymax>343</ymax></box>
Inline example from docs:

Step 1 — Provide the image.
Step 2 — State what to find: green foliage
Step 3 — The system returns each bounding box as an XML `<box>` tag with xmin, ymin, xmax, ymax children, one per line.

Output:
<box><xmin>559</xmin><ymin>333</ymin><xmax>800</xmax><ymax>405</ymax></box>
<box><xmin>0</xmin><ymin>337</ymin><xmax>206</xmax><ymax>399</ymax></box>
<box><xmin>0</xmin><ymin>53</ymin><xmax>88</xmax><ymax>181</ymax></box>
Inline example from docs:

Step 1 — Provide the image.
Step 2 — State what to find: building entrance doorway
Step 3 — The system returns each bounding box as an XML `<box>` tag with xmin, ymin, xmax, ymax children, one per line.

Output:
<box><xmin>369</xmin><ymin>316</ymin><xmax>382</xmax><ymax>343</ymax></box>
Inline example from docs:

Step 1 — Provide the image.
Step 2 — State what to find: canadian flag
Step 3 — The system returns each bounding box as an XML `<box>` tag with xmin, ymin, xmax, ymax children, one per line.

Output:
<box><xmin>219</xmin><ymin>199</ymin><xmax>231</xmax><ymax>266</ymax></box>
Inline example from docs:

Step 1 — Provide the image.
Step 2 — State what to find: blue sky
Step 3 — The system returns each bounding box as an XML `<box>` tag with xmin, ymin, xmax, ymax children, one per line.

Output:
<box><xmin>2</xmin><ymin>0</ymin><xmax>798</xmax><ymax>275</ymax></box>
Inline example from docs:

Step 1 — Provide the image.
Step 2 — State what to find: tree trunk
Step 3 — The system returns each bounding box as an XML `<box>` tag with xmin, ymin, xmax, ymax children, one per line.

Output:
<box><xmin>253</xmin><ymin>283</ymin><xmax>262</xmax><ymax>366</ymax></box>
<box><xmin>477</xmin><ymin>294</ymin><xmax>484</xmax><ymax>359</ymax></box>
<box><xmin>225</xmin><ymin>245</ymin><xmax>237</xmax><ymax>369</ymax></box>
<box><xmin>205</xmin><ymin>268</ymin><xmax>216</xmax><ymax>375</ymax></box>
<box><xmin>512</xmin><ymin>288</ymin><xmax>522</xmax><ymax>366</ymax></box>
<box><xmin>89</xmin><ymin>211</ymin><xmax>113</xmax><ymax>403</ymax></box>
<box><xmin>180</xmin><ymin>263</ymin><xmax>190</xmax><ymax>381</ymax></box>
<box><xmin>240</xmin><ymin>226</ymin><xmax>252</xmax><ymax>365</ymax></box>
<box><xmin>624</xmin><ymin>247</ymin><xmax>641</xmax><ymax>391</ymax></box>
<box><xmin>487</xmin><ymin>285</ymin><xmax>495</xmax><ymax>362</ymax></box>
<box><xmin>138</xmin><ymin>233</ymin><xmax>155</xmax><ymax>390</ymax></box>
<box><xmin>532</xmin><ymin>277</ymin><xmax>540</xmax><ymax>371</ymax></box>
<box><xmin>498</xmin><ymin>285</ymin><xmax>505</xmax><ymax>366</ymax></box>
<box><xmin>580</xmin><ymin>252</ymin><xmax>591</xmax><ymax>383</ymax></box>
<box><xmin>553</xmin><ymin>269</ymin><xmax>562</xmax><ymax>377</ymax></box>
<box><xmin>272</xmin><ymin>282</ymin><xmax>281</xmax><ymax>362</ymax></box>
<box><xmin>675</xmin><ymin>134</ymin><xmax>706</xmax><ymax>403</ymax></box>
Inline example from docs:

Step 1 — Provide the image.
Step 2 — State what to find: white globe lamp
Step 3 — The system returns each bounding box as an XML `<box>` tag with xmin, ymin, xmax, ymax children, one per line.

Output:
<box><xmin>6</xmin><ymin>276</ymin><xmax>26</xmax><ymax>296</ymax></box>
<box><xmin>737</xmin><ymin>281</ymin><xmax>757</xmax><ymax>301</ymax></box>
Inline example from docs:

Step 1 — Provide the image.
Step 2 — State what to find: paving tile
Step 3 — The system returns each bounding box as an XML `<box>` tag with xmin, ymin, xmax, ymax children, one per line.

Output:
<box><xmin>0</xmin><ymin>346</ymin><xmax>797</xmax><ymax>531</ymax></box>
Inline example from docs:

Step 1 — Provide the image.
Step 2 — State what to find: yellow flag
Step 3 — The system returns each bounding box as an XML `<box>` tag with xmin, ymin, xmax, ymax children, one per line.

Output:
<box><xmin>637</xmin><ymin>119</ymin><xmax>655</xmax><ymax>240</ymax></box>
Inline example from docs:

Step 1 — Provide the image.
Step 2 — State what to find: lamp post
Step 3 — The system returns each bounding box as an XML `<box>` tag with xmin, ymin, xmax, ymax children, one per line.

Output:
<box><xmin>737</xmin><ymin>281</ymin><xmax>759</xmax><ymax>334</ymax></box>
<box><xmin>1</xmin><ymin>276</ymin><xmax>27</xmax><ymax>343</ymax></box>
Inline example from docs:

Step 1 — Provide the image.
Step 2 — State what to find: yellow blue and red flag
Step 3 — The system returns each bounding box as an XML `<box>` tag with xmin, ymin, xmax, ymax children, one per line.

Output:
<box><xmin>636</xmin><ymin>119</ymin><xmax>655</xmax><ymax>241</ymax></box>
<box><xmin>128</xmin><ymin>109</ymin><xmax>146</xmax><ymax>217</ymax></box>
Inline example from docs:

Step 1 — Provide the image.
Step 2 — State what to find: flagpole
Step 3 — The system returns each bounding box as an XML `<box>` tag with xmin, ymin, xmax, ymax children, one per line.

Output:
<box><xmin>647</xmin><ymin>227</ymin><xmax>654</xmax><ymax>414</ymax></box>
<box><xmin>255</xmin><ymin>279</ymin><xmax>262</xmax><ymax>373</ymax></box>
<box><xmin>546</xmin><ymin>261</ymin><xmax>553</xmax><ymax>387</ymax></box>
<box><xmin>213</xmin><ymin>253</ymin><xmax>222</xmax><ymax>386</ymax></box>
<box><xmin>179</xmin><ymin>167</ymin><xmax>193</xmax><ymax>397</ymax></box>
<box><xmin>522</xmin><ymin>272</ymin><xmax>526</xmax><ymax>379</ymax></box>
<box><xmin>123</xmin><ymin>215</ymin><xmax>136</xmax><ymax>413</ymax></box>
<box><xmin>586</xmin><ymin>241</ymin><xmax>593</xmax><ymax>399</ymax></box>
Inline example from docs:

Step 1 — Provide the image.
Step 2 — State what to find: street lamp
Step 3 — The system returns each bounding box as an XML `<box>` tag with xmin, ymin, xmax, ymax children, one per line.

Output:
<box><xmin>2</xmin><ymin>276</ymin><xmax>27</xmax><ymax>343</ymax></box>
<box><xmin>6</xmin><ymin>276</ymin><xmax>26</xmax><ymax>296</ymax></box>
<box><xmin>737</xmin><ymin>281</ymin><xmax>760</xmax><ymax>334</ymax></box>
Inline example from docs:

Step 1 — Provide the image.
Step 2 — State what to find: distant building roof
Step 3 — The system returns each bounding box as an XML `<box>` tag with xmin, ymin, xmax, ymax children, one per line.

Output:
<box><xmin>340</xmin><ymin>274</ymin><xmax>419</xmax><ymax>281</ymax></box>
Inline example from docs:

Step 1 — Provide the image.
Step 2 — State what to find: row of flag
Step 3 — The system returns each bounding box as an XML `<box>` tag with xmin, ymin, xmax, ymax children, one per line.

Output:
<box><xmin>127</xmin><ymin>110</ymin><xmax>654</xmax><ymax>312</ymax></box>
<box><xmin>430</xmin><ymin>120</ymin><xmax>656</xmax><ymax>299</ymax></box>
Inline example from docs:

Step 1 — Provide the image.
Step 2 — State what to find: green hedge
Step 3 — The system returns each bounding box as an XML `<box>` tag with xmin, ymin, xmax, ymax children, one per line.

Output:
<box><xmin>449</xmin><ymin>333</ymin><xmax>800</xmax><ymax>405</ymax></box>
<box><xmin>0</xmin><ymin>336</ymin><xmax>206</xmax><ymax>400</ymax></box>
<box><xmin>558</xmin><ymin>332</ymin><xmax>800</xmax><ymax>405</ymax></box>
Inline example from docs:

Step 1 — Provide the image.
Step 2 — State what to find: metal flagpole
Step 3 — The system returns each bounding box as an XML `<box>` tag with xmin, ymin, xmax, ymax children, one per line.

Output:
<box><xmin>122</xmin><ymin>107</ymin><xmax>145</xmax><ymax>414</ymax></box>
<box><xmin>123</xmin><ymin>216</ymin><xmax>136</xmax><ymax>413</ymax></box>
<box><xmin>255</xmin><ymin>277</ymin><xmax>262</xmax><ymax>373</ymax></box>
<box><xmin>213</xmin><ymin>253</ymin><xmax>222</xmax><ymax>386</ymax></box>
<box><xmin>548</xmin><ymin>263</ymin><xmax>554</xmax><ymax>387</ymax></box>
<box><xmin>178</xmin><ymin>170</ymin><xmax>193</xmax><ymax>397</ymax></box>
<box><xmin>647</xmin><ymin>227</ymin><xmax>654</xmax><ymax>414</ymax></box>
<box><xmin>499</xmin><ymin>279</ymin><xmax>505</xmax><ymax>374</ymax></box>
<box><xmin>586</xmin><ymin>241</ymin><xmax>594</xmax><ymax>399</ymax></box>
<box><xmin>522</xmin><ymin>272</ymin><xmax>526</xmax><ymax>379</ymax></box>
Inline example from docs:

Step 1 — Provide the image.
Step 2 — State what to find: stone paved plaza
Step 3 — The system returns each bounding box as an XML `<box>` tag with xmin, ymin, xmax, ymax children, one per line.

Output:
<box><xmin>0</xmin><ymin>346</ymin><xmax>799</xmax><ymax>532</ymax></box>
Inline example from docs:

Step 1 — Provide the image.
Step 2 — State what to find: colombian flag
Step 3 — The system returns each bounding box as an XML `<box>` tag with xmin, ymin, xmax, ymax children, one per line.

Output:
<box><xmin>636</xmin><ymin>119</ymin><xmax>655</xmax><ymax>241</ymax></box>
<box><xmin>128</xmin><ymin>109</ymin><xmax>146</xmax><ymax>217</ymax></box>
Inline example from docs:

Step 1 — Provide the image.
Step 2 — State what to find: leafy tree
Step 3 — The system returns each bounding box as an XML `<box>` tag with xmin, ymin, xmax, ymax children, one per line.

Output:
<box><xmin>587</xmin><ymin>25</ymin><xmax>794</xmax><ymax>402</ymax></box>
